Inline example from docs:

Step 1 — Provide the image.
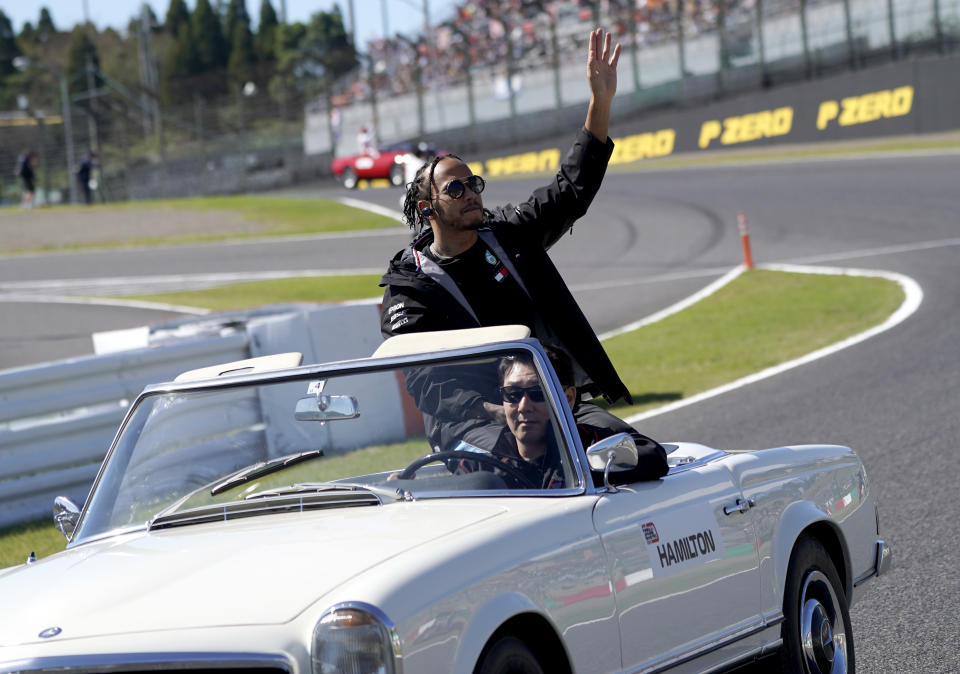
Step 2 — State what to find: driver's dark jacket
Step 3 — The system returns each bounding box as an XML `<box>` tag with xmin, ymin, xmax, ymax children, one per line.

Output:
<box><xmin>379</xmin><ymin>127</ymin><xmax>630</xmax><ymax>409</ymax></box>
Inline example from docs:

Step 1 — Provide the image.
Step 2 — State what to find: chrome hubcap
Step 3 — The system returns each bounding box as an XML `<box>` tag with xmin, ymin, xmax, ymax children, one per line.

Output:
<box><xmin>799</xmin><ymin>571</ymin><xmax>847</xmax><ymax>674</ymax></box>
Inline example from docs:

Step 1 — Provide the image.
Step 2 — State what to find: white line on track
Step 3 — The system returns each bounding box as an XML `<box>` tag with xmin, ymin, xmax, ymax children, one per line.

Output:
<box><xmin>568</xmin><ymin>236</ymin><xmax>960</xmax><ymax>293</ymax></box>
<box><xmin>0</xmin><ymin>293</ymin><xmax>211</xmax><ymax>315</ymax></box>
<box><xmin>773</xmin><ymin>236</ymin><xmax>960</xmax><ymax>266</ymax></box>
<box><xmin>0</xmin><ymin>227</ymin><xmax>410</xmax><ymax>261</ymax></box>
<box><xmin>0</xmin><ymin>269</ymin><xmax>384</xmax><ymax>295</ymax></box>
<box><xmin>597</xmin><ymin>266</ymin><xmax>745</xmax><ymax>340</ymax></box>
<box><xmin>620</xmin><ymin>263</ymin><xmax>924</xmax><ymax>425</ymax></box>
<box><xmin>336</xmin><ymin>197</ymin><xmax>405</xmax><ymax>222</ymax></box>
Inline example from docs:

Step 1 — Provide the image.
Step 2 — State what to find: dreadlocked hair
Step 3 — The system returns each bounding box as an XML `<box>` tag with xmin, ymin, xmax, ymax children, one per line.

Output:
<box><xmin>402</xmin><ymin>153</ymin><xmax>463</xmax><ymax>237</ymax></box>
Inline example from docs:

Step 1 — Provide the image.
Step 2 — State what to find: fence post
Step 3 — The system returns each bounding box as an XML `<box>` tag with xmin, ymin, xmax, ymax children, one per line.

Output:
<box><xmin>549</xmin><ymin>15</ymin><xmax>562</xmax><ymax>110</ymax></box>
<box><xmin>628</xmin><ymin>0</ymin><xmax>641</xmax><ymax>92</ymax></box>
<box><xmin>800</xmin><ymin>0</ymin><xmax>812</xmax><ymax>77</ymax></box>
<box><xmin>842</xmin><ymin>0</ymin><xmax>856</xmax><ymax>69</ymax></box>
<box><xmin>59</xmin><ymin>73</ymin><xmax>78</xmax><ymax>205</ymax></box>
<box><xmin>504</xmin><ymin>25</ymin><xmax>518</xmax><ymax>142</ymax></box>
<box><xmin>414</xmin><ymin>43</ymin><xmax>425</xmax><ymax>137</ymax></box>
<box><xmin>886</xmin><ymin>0</ymin><xmax>898</xmax><ymax>58</ymax></box>
<box><xmin>932</xmin><ymin>0</ymin><xmax>944</xmax><ymax>53</ymax></box>
<box><xmin>676</xmin><ymin>0</ymin><xmax>688</xmax><ymax>88</ymax></box>
<box><xmin>367</xmin><ymin>56</ymin><xmax>381</xmax><ymax>145</ymax></box>
<box><xmin>716</xmin><ymin>0</ymin><xmax>726</xmax><ymax>93</ymax></box>
<box><xmin>756</xmin><ymin>0</ymin><xmax>769</xmax><ymax>85</ymax></box>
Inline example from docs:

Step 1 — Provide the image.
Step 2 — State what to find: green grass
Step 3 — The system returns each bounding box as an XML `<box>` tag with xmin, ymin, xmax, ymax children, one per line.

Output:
<box><xmin>0</xmin><ymin>520</ymin><xmax>67</xmax><ymax>570</ymax></box>
<box><xmin>126</xmin><ymin>275</ymin><xmax>384</xmax><ymax>310</ymax></box>
<box><xmin>604</xmin><ymin>269</ymin><xmax>903</xmax><ymax>417</ymax></box>
<box><xmin>122</xmin><ymin>195</ymin><xmax>398</xmax><ymax>233</ymax></box>
<box><xmin>0</xmin><ymin>268</ymin><xmax>905</xmax><ymax>566</ymax></box>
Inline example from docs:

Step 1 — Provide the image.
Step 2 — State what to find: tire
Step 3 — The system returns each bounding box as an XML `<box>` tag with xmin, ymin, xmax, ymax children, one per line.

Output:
<box><xmin>779</xmin><ymin>536</ymin><xmax>855</xmax><ymax>674</ymax></box>
<box><xmin>341</xmin><ymin>167</ymin><xmax>357</xmax><ymax>189</ymax></box>
<box><xmin>389</xmin><ymin>163</ymin><xmax>405</xmax><ymax>187</ymax></box>
<box><xmin>475</xmin><ymin>636</ymin><xmax>544</xmax><ymax>674</ymax></box>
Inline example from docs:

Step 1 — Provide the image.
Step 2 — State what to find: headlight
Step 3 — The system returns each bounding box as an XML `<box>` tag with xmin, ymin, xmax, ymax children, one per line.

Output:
<box><xmin>312</xmin><ymin>603</ymin><xmax>401</xmax><ymax>674</ymax></box>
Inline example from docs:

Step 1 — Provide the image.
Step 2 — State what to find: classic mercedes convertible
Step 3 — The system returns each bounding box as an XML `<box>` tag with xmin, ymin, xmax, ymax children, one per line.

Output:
<box><xmin>0</xmin><ymin>326</ymin><xmax>889</xmax><ymax>674</ymax></box>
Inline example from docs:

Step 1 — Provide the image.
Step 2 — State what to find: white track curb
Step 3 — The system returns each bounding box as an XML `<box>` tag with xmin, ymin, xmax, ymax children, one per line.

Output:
<box><xmin>622</xmin><ymin>263</ymin><xmax>923</xmax><ymax>424</ymax></box>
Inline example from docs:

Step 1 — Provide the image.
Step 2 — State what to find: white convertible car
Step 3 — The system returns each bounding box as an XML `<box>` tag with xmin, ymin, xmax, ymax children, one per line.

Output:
<box><xmin>0</xmin><ymin>327</ymin><xmax>889</xmax><ymax>674</ymax></box>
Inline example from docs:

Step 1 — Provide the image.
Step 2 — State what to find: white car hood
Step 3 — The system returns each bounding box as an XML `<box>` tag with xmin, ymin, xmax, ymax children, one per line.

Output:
<box><xmin>0</xmin><ymin>502</ymin><xmax>508</xmax><ymax>647</ymax></box>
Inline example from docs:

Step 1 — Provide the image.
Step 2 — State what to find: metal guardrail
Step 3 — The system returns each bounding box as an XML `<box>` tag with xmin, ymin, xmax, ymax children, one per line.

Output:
<box><xmin>0</xmin><ymin>333</ymin><xmax>250</xmax><ymax>530</ymax></box>
<box><xmin>0</xmin><ymin>302</ymin><xmax>386</xmax><ymax>531</ymax></box>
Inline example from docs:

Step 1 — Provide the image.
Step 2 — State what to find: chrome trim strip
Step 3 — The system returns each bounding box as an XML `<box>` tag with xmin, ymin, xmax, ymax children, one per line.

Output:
<box><xmin>639</xmin><ymin>616</ymin><xmax>783</xmax><ymax>673</ymax></box>
<box><xmin>696</xmin><ymin>637</ymin><xmax>783</xmax><ymax>674</ymax></box>
<box><xmin>761</xmin><ymin>638</ymin><xmax>784</xmax><ymax>656</ymax></box>
<box><xmin>319</xmin><ymin>601</ymin><xmax>403</xmax><ymax>674</ymax></box>
<box><xmin>854</xmin><ymin>539</ymin><xmax>892</xmax><ymax>587</ymax></box>
<box><xmin>762</xmin><ymin>609</ymin><xmax>785</xmax><ymax>625</ymax></box>
<box><xmin>0</xmin><ymin>651</ymin><xmax>292</xmax><ymax>673</ymax></box>
<box><xmin>150</xmin><ymin>491</ymin><xmax>381</xmax><ymax>530</ymax></box>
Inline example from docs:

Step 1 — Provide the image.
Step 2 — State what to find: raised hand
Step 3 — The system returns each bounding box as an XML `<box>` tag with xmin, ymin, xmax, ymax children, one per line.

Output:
<box><xmin>587</xmin><ymin>28</ymin><xmax>621</xmax><ymax>106</ymax></box>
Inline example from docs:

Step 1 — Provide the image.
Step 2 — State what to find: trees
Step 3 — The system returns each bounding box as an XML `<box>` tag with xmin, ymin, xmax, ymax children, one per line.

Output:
<box><xmin>225</xmin><ymin>0</ymin><xmax>255</xmax><ymax>85</ymax></box>
<box><xmin>268</xmin><ymin>8</ymin><xmax>356</xmax><ymax>104</ymax></box>
<box><xmin>0</xmin><ymin>10</ymin><xmax>25</xmax><ymax>109</ymax></box>
<box><xmin>37</xmin><ymin>7</ymin><xmax>57</xmax><ymax>36</ymax></box>
<box><xmin>192</xmin><ymin>0</ymin><xmax>228</xmax><ymax>73</ymax></box>
<box><xmin>257</xmin><ymin>0</ymin><xmax>279</xmax><ymax>64</ymax></box>
<box><xmin>302</xmin><ymin>8</ymin><xmax>357</xmax><ymax>90</ymax></box>
<box><xmin>161</xmin><ymin>22</ymin><xmax>200</xmax><ymax>103</ymax></box>
<box><xmin>164</xmin><ymin>0</ymin><xmax>191</xmax><ymax>40</ymax></box>
<box><xmin>65</xmin><ymin>30</ymin><xmax>100</xmax><ymax>93</ymax></box>
<box><xmin>0</xmin><ymin>10</ymin><xmax>21</xmax><ymax>78</ymax></box>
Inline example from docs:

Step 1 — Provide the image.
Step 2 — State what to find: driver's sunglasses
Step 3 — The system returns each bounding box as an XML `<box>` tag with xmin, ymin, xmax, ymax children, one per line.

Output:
<box><xmin>442</xmin><ymin>175</ymin><xmax>485</xmax><ymax>200</ymax></box>
<box><xmin>500</xmin><ymin>385</ymin><xmax>546</xmax><ymax>405</ymax></box>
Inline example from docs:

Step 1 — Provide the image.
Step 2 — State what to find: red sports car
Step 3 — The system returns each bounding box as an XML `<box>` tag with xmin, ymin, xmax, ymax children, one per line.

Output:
<box><xmin>331</xmin><ymin>141</ymin><xmax>442</xmax><ymax>189</ymax></box>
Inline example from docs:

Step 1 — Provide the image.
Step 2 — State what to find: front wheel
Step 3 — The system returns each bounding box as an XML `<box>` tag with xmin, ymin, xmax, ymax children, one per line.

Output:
<box><xmin>474</xmin><ymin>636</ymin><xmax>543</xmax><ymax>674</ymax></box>
<box><xmin>389</xmin><ymin>163</ymin><xmax>405</xmax><ymax>186</ymax></box>
<box><xmin>341</xmin><ymin>167</ymin><xmax>358</xmax><ymax>189</ymax></box>
<box><xmin>779</xmin><ymin>536</ymin><xmax>855</xmax><ymax>674</ymax></box>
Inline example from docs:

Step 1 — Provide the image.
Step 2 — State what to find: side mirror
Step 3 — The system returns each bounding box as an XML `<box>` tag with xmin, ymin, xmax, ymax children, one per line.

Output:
<box><xmin>53</xmin><ymin>496</ymin><xmax>81</xmax><ymax>542</ymax></box>
<box><xmin>294</xmin><ymin>394</ymin><xmax>360</xmax><ymax>421</ymax></box>
<box><xmin>586</xmin><ymin>433</ymin><xmax>639</xmax><ymax>493</ymax></box>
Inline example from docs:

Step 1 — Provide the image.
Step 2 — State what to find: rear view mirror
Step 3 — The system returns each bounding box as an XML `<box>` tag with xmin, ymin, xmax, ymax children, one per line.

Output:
<box><xmin>295</xmin><ymin>395</ymin><xmax>359</xmax><ymax>421</ymax></box>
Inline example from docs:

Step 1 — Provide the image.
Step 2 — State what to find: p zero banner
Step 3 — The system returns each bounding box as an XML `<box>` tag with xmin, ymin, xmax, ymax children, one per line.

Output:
<box><xmin>472</xmin><ymin>57</ymin><xmax>959</xmax><ymax>178</ymax></box>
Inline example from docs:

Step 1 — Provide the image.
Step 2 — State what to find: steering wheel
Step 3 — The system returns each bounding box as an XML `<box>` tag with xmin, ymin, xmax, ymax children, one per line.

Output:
<box><xmin>397</xmin><ymin>450</ymin><xmax>538</xmax><ymax>489</ymax></box>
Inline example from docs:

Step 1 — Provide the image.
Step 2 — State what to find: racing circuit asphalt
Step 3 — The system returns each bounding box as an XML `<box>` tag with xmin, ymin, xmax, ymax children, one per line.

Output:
<box><xmin>2</xmin><ymin>150</ymin><xmax>958</xmax><ymax>672</ymax></box>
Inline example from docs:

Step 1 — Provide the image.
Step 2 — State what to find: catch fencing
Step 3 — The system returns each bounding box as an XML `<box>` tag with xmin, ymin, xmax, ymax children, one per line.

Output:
<box><xmin>3</xmin><ymin>0</ymin><xmax>959</xmax><ymax>205</ymax></box>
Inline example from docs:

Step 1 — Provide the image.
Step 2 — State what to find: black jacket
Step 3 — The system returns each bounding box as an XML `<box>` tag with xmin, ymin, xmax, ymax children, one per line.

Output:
<box><xmin>379</xmin><ymin>126</ymin><xmax>630</xmax><ymax>405</ymax></box>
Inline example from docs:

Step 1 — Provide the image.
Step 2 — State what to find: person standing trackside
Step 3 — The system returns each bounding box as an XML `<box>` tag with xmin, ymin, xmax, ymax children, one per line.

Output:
<box><xmin>76</xmin><ymin>151</ymin><xmax>98</xmax><ymax>205</ymax></box>
<box><xmin>380</xmin><ymin>28</ymin><xmax>630</xmax><ymax>415</ymax></box>
<box><xmin>16</xmin><ymin>150</ymin><xmax>36</xmax><ymax>209</ymax></box>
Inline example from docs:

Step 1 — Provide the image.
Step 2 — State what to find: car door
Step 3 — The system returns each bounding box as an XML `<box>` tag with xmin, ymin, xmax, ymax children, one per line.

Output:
<box><xmin>593</xmin><ymin>460</ymin><xmax>761</xmax><ymax>672</ymax></box>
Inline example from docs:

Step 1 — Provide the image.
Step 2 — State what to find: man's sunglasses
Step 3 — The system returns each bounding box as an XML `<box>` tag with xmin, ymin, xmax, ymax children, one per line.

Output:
<box><xmin>442</xmin><ymin>175</ymin><xmax>486</xmax><ymax>200</ymax></box>
<box><xmin>499</xmin><ymin>385</ymin><xmax>546</xmax><ymax>404</ymax></box>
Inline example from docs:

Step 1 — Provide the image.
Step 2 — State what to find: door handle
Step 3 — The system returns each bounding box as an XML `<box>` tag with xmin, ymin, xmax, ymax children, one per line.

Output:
<box><xmin>723</xmin><ymin>497</ymin><xmax>755</xmax><ymax>516</ymax></box>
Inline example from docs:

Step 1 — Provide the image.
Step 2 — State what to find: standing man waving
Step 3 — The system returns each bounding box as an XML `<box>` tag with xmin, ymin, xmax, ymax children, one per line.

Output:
<box><xmin>380</xmin><ymin>29</ymin><xmax>664</xmax><ymax>478</ymax></box>
<box><xmin>381</xmin><ymin>28</ymin><xmax>625</xmax><ymax>403</ymax></box>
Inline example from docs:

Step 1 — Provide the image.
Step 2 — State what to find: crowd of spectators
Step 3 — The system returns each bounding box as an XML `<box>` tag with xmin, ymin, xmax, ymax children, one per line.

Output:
<box><xmin>338</xmin><ymin>0</ymin><xmax>798</xmax><ymax>105</ymax></box>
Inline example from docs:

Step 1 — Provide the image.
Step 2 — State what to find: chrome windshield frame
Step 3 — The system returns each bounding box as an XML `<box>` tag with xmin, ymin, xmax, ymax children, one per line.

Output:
<box><xmin>71</xmin><ymin>339</ymin><xmax>593</xmax><ymax>547</ymax></box>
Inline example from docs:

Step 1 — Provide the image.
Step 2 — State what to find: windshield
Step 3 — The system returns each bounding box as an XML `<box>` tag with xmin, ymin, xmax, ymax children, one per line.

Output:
<box><xmin>75</xmin><ymin>347</ymin><xmax>583</xmax><ymax>542</ymax></box>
